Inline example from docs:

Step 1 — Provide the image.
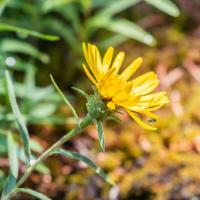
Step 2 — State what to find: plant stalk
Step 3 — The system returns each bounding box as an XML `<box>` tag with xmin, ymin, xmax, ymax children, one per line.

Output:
<box><xmin>5</xmin><ymin>114</ymin><xmax>92</xmax><ymax>200</ymax></box>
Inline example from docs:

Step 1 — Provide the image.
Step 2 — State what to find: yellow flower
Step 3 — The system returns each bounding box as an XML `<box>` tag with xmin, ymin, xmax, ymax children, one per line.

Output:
<box><xmin>82</xmin><ymin>43</ymin><xmax>169</xmax><ymax>130</ymax></box>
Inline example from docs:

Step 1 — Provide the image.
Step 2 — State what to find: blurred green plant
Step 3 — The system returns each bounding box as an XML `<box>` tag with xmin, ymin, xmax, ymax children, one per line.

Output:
<box><xmin>0</xmin><ymin>71</ymin><xmax>114</xmax><ymax>200</ymax></box>
<box><xmin>0</xmin><ymin>0</ymin><xmax>180</xmax><ymax>83</ymax></box>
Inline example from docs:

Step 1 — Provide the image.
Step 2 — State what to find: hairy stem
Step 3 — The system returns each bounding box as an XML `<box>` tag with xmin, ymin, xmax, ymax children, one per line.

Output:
<box><xmin>6</xmin><ymin>115</ymin><xmax>92</xmax><ymax>200</ymax></box>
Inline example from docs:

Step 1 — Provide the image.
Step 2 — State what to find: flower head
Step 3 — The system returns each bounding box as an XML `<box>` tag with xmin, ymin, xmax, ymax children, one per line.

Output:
<box><xmin>82</xmin><ymin>43</ymin><xmax>169</xmax><ymax>130</ymax></box>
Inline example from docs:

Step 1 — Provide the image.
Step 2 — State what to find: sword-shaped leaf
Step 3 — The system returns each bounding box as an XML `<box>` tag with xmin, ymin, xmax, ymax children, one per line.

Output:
<box><xmin>96</xmin><ymin>120</ymin><xmax>105</xmax><ymax>151</ymax></box>
<box><xmin>5</xmin><ymin>70</ymin><xmax>31</xmax><ymax>166</ymax></box>
<box><xmin>53</xmin><ymin>148</ymin><xmax>114</xmax><ymax>186</ymax></box>
<box><xmin>15</xmin><ymin>188</ymin><xmax>52</xmax><ymax>200</ymax></box>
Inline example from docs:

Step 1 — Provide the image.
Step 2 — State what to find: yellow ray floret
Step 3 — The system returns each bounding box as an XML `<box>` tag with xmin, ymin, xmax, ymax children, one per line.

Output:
<box><xmin>82</xmin><ymin>42</ymin><xmax>169</xmax><ymax>130</ymax></box>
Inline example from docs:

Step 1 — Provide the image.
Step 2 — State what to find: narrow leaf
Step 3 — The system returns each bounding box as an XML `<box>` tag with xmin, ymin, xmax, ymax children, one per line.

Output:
<box><xmin>7</xmin><ymin>133</ymin><xmax>18</xmax><ymax>178</ymax></box>
<box><xmin>0</xmin><ymin>23</ymin><xmax>59</xmax><ymax>41</ymax></box>
<box><xmin>1</xmin><ymin>175</ymin><xmax>16</xmax><ymax>199</ymax></box>
<box><xmin>0</xmin><ymin>0</ymin><xmax>8</xmax><ymax>16</ymax></box>
<box><xmin>71</xmin><ymin>87</ymin><xmax>89</xmax><ymax>99</ymax></box>
<box><xmin>5</xmin><ymin>70</ymin><xmax>31</xmax><ymax>166</ymax></box>
<box><xmin>1</xmin><ymin>132</ymin><xmax>18</xmax><ymax>198</ymax></box>
<box><xmin>0</xmin><ymin>39</ymin><xmax>49</xmax><ymax>64</ymax></box>
<box><xmin>15</xmin><ymin>188</ymin><xmax>52</xmax><ymax>200</ymax></box>
<box><xmin>53</xmin><ymin>148</ymin><xmax>115</xmax><ymax>186</ymax></box>
<box><xmin>105</xmin><ymin>19</ymin><xmax>156</xmax><ymax>46</ymax></box>
<box><xmin>144</xmin><ymin>0</ymin><xmax>180</xmax><ymax>17</ymax></box>
<box><xmin>50</xmin><ymin>74</ymin><xmax>79</xmax><ymax>124</ymax></box>
<box><xmin>41</xmin><ymin>0</ymin><xmax>75</xmax><ymax>13</ymax></box>
<box><xmin>96</xmin><ymin>121</ymin><xmax>105</xmax><ymax>151</ymax></box>
<box><xmin>97</xmin><ymin>0</ymin><xmax>140</xmax><ymax>17</ymax></box>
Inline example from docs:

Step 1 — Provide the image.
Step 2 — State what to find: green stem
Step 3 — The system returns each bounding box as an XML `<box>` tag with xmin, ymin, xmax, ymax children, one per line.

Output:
<box><xmin>6</xmin><ymin>114</ymin><xmax>92</xmax><ymax>200</ymax></box>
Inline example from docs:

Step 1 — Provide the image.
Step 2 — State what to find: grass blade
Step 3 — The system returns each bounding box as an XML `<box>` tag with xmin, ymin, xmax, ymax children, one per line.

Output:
<box><xmin>0</xmin><ymin>23</ymin><xmax>59</xmax><ymax>41</ymax></box>
<box><xmin>50</xmin><ymin>74</ymin><xmax>79</xmax><ymax>124</ymax></box>
<box><xmin>5</xmin><ymin>70</ymin><xmax>31</xmax><ymax>166</ymax></box>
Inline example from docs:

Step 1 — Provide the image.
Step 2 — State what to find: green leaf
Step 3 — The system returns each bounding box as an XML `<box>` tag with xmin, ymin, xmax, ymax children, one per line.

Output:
<box><xmin>5</xmin><ymin>70</ymin><xmax>31</xmax><ymax>166</ymax></box>
<box><xmin>0</xmin><ymin>39</ymin><xmax>49</xmax><ymax>64</ymax></box>
<box><xmin>0</xmin><ymin>0</ymin><xmax>8</xmax><ymax>15</ymax></box>
<box><xmin>42</xmin><ymin>18</ymin><xmax>79</xmax><ymax>52</ymax></box>
<box><xmin>105</xmin><ymin>19</ymin><xmax>156</xmax><ymax>46</ymax></box>
<box><xmin>30</xmin><ymin>139</ymin><xmax>44</xmax><ymax>153</ymax></box>
<box><xmin>53</xmin><ymin>148</ymin><xmax>115</xmax><ymax>186</ymax></box>
<box><xmin>29</xmin><ymin>103</ymin><xmax>57</xmax><ymax>119</ymax></box>
<box><xmin>71</xmin><ymin>87</ymin><xmax>89</xmax><ymax>99</ymax></box>
<box><xmin>97</xmin><ymin>0</ymin><xmax>140</xmax><ymax>17</ymax></box>
<box><xmin>7</xmin><ymin>133</ymin><xmax>18</xmax><ymax>178</ymax></box>
<box><xmin>0</xmin><ymin>23</ymin><xmax>59</xmax><ymax>41</ymax></box>
<box><xmin>1</xmin><ymin>174</ymin><xmax>16</xmax><ymax>199</ymax></box>
<box><xmin>99</xmin><ymin>34</ymin><xmax>127</xmax><ymax>49</ymax></box>
<box><xmin>144</xmin><ymin>0</ymin><xmax>180</xmax><ymax>17</ymax></box>
<box><xmin>55</xmin><ymin>5</ymin><xmax>81</xmax><ymax>33</ymax></box>
<box><xmin>41</xmin><ymin>0</ymin><xmax>75</xmax><ymax>13</ymax></box>
<box><xmin>1</xmin><ymin>132</ymin><xmax>18</xmax><ymax>199</ymax></box>
<box><xmin>96</xmin><ymin>121</ymin><xmax>105</xmax><ymax>151</ymax></box>
<box><xmin>50</xmin><ymin>74</ymin><xmax>79</xmax><ymax>125</ymax></box>
<box><xmin>15</xmin><ymin>188</ymin><xmax>52</xmax><ymax>200</ymax></box>
<box><xmin>0</xmin><ymin>170</ymin><xmax>5</xmax><ymax>189</ymax></box>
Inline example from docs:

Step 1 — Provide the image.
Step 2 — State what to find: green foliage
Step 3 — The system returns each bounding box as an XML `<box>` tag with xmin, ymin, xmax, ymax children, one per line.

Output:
<box><xmin>96</xmin><ymin>120</ymin><xmax>105</xmax><ymax>151</ymax></box>
<box><xmin>1</xmin><ymin>133</ymin><xmax>18</xmax><ymax>200</ymax></box>
<box><xmin>5</xmin><ymin>70</ymin><xmax>31</xmax><ymax>166</ymax></box>
<box><xmin>15</xmin><ymin>188</ymin><xmax>52</xmax><ymax>200</ymax></box>
<box><xmin>50</xmin><ymin>74</ymin><xmax>79</xmax><ymax>125</ymax></box>
<box><xmin>144</xmin><ymin>0</ymin><xmax>180</xmax><ymax>17</ymax></box>
<box><xmin>0</xmin><ymin>0</ymin><xmax>184</xmax><ymax>199</ymax></box>
<box><xmin>0</xmin><ymin>23</ymin><xmax>59</xmax><ymax>41</ymax></box>
<box><xmin>53</xmin><ymin>148</ymin><xmax>114</xmax><ymax>186</ymax></box>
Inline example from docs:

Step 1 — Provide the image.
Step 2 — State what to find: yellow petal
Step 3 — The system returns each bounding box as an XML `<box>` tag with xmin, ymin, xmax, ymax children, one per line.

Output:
<box><xmin>103</xmin><ymin>47</ymin><xmax>114</xmax><ymax>72</ymax></box>
<box><xmin>93</xmin><ymin>45</ymin><xmax>102</xmax><ymax>71</ymax></box>
<box><xmin>83</xmin><ymin>43</ymin><xmax>99</xmax><ymax>80</ymax></box>
<box><xmin>127</xmin><ymin>110</ymin><xmax>157</xmax><ymax>130</ymax></box>
<box><xmin>132</xmin><ymin>79</ymin><xmax>159</xmax><ymax>95</ymax></box>
<box><xmin>111</xmin><ymin>51</ymin><xmax>125</xmax><ymax>73</ymax></box>
<box><xmin>82</xmin><ymin>42</ymin><xmax>93</xmax><ymax>69</ymax></box>
<box><xmin>131</xmin><ymin>72</ymin><xmax>157</xmax><ymax>88</ymax></box>
<box><xmin>107</xmin><ymin>101</ymin><xmax>116</xmax><ymax>110</ymax></box>
<box><xmin>120</xmin><ymin>57</ymin><xmax>143</xmax><ymax>81</ymax></box>
<box><xmin>140</xmin><ymin>92</ymin><xmax>167</xmax><ymax>102</ymax></box>
<box><xmin>82</xmin><ymin>64</ymin><xmax>97</xmax><ymax>85</ymax></box>
<box><xmin>137</xmin><ymin>110</ymin><xmax>159</xmax><ymax>121</ymax></box>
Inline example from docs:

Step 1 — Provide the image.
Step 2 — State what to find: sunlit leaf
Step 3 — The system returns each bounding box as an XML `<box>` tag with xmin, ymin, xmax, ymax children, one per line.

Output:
<box><xmin>0</xmin><ymin>0</ymin><xmax>8</xmax><ymax>15</ymax></box>
<box><xmin>144</xmin><ymin>0</ymin><xmax>180</xmax><ymax>17</ymax></box>
<box><xmin>105</xmin><ymin>19</ymin><xmax>156</xmax><ymax>46</ymax></box>
<box><xmin>97</xmin><ymin>0</ymin><xmax>140</xmax><ymax>17</ymax></box>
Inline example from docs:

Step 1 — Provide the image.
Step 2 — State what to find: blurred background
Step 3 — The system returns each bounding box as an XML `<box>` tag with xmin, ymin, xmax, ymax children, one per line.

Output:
<box><xmin>1</xmin><ymin>0</ymin><xmax>200</xmax><ymax>199</ymax></box>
